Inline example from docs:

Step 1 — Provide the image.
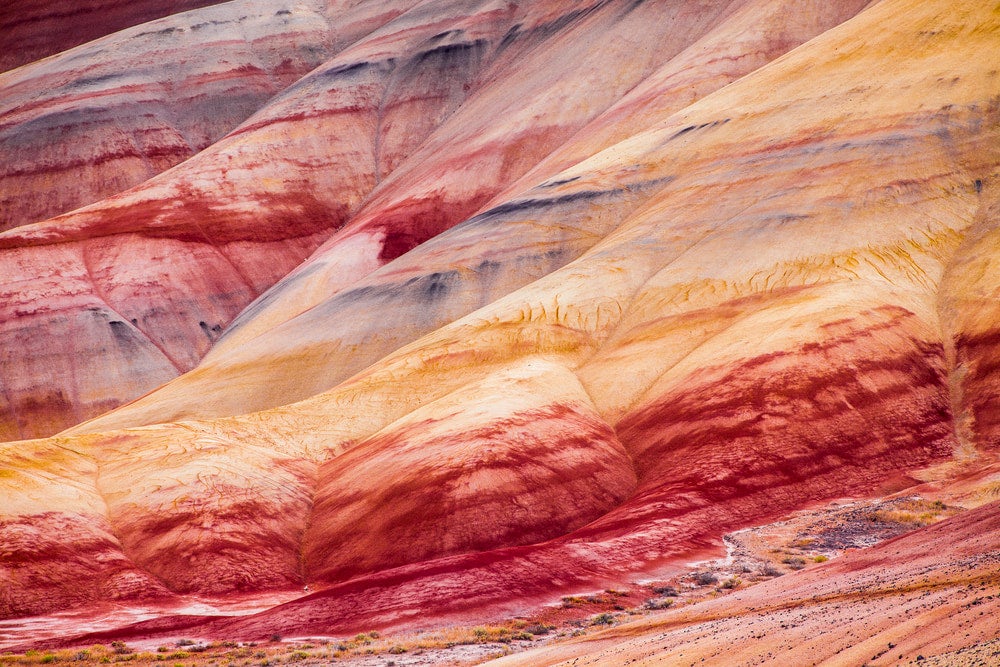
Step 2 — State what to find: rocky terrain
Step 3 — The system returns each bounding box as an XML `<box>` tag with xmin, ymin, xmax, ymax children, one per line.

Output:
<box><xmin>1</xmin><ymin>0</ymin><xmax>999</xmax><ymax>664</ymax></box>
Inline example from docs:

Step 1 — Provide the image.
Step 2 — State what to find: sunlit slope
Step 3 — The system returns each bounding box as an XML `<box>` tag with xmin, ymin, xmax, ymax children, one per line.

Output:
<box><xmin>2</xmin><ymin>0</ymin><xmax>996</xmax><ymax>631</ymax></box>
<box><xmin>0</xmin><ymin>0</ymin><xmax>396</xmax><ymax>232</ymax></box>
<box><xmin>4</xmin><ymin>0</ymin><xmax>707</xmax><ymax>440</ymax></box>
<box><xmin>0</xmin><ymin>0</ymin><xmax>223</xmax><ymax>73</ymax></box>
<box><xmin>66</xmin><ymin>0</ymin><xmax>872</xmax><ymax>432</ymax></box>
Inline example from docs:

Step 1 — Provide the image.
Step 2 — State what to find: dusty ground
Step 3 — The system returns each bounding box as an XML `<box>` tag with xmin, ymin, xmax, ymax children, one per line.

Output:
<box><xmin>1</xmin><ymin>492</ymin><xmax>968</xmax><ymax>667</ymax></box>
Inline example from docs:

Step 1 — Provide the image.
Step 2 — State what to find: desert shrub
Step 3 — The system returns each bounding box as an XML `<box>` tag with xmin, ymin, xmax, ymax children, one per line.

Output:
<box><xmin>720</xmin><ymin>577</ymin><xmax>741</xmax><ymax>589</ymax></box>
<box><xmin>813</xmin><ymin>555</ymin><xmax>829</xmax><ymax>563</ymax></box>
<box><xmin>174</xmin><ymin>641</ymin><xmax>195</xmax><ymax>648</ymax></box>
<box><xmin>287</xmin><ymin>651</ymin><xmax>309</xmax><ymax>662</ymax></box>
<box><xmin>387</xmin><ymin>646</ymin><xmax>406</xmax><ymax>655</ymax></box>
<box><xmin>524</xmin><ymin>624</ymin><xmax>554</xmax><ymax>636</ymax></box>
<box><xmin>651</xmin><ymin>585</ymin><xmax>678</xmax><ymax>596</ymax></box>
<box><xmin>644</xmin><ymin>598</ymin><xmax>674</xmax><ymax>610</ymax></box>
<box><xmin>782</xmin><ymin>556</ymin><xmax>806</xmax><ymax>570</ymax></box>
<box><xmin>110</xmin><ymin>644</ymin><xmax>130</xmax><ymax>656</ymax></box>
<box><xmin>591</xmin><ymin>613</ymin><xmax>615</xmax><ymax>626</ymax></box>
<box><xmin>694</xmin><ymin>572</ymin><xmax>718</xmax><ymax>586</ymax></box>
<box><xmin>759</xmin><ymin>563</ymin><xmax>783</xmax><ymax>577</ymax></box>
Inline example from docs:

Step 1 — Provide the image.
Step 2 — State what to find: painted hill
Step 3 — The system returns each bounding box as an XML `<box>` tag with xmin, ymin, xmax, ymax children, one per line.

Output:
<box><xmin>0</xmin><ymin>0</ymin><xmax>223</xmax><ymax>73</ymax></box>
<box><xmin>1</xmin><ymin>0</ymin><xmax>999</xmax><ymax>663</ymax></box>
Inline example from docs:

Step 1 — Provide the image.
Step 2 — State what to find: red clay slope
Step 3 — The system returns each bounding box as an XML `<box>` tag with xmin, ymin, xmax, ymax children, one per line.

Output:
<box><xmin>0</xmin><ymin>0</ymin><xmax>404</xmax><ymax>232</ymax></box>
<box><xmin>3</xmin><ymin>0</ymin><xmax>656</xmax><ymax>440</ymax></box>
<box><xmin>0</xmin><ymin>0</ymin><xmax>224</xmax><ymax>73</ymax></box>
<box><xmin>1</xmin><ymin>0</ymin><xmax>998</xmax><ymax>655</ymax></box>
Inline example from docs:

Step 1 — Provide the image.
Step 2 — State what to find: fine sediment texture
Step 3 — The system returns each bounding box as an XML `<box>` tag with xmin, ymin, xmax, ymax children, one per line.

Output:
<box><xmin>1</xmin><ymin>0</ymin><xmax>999</xmax><ymax>661</ymax></box>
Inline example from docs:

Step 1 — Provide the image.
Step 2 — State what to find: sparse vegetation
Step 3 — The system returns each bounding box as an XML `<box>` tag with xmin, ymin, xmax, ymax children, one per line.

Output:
<box><xmin>865</xmin><ymin>499</ymin><xmax>953</xmax><ymax>527</ymax></box>
<box><xmin>782</xmin><ymin>556</ymin><xmax>806</xmax><ymax>570</ymax></box>
<box><xmin>759</xmin><ymin>563</ymin><xmax>784</xmax><ymax>577</ymax></box>
<box><xmin>695</xmin><ymin>572</ymin><xmax>718</xmax><ymax>586</ymax></box>
<box><xmin>651</xmin><ymin>585</ymin><xmax>678</xmax><ymax>596</ymax></box>
<box><xmin>644</xmin><ymin>598</ymin><xmax>674</xmax><ymax>610</ymax></box>
<box><xmin>22</xmin><ymin>625</ymin><xmax>521</xmax><ymax>667</ymax></box>
<box><xmin>0</xmin><ymin>496</ymin><xmax>965</xmax><ymax>667</ymax></box>
<box><xmin>561</xmin><ymin>590</ymin><xmax>633</xmax><ymax>608</ymax></box>
<box><xmin>524</xmin><ymin>624</ymin><xmax>555</xmax><ymax>635</ymax></box>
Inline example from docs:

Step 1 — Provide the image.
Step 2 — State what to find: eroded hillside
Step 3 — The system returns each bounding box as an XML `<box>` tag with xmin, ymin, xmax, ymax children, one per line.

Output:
<box><xmin>1</xmin><ymin>0</ymin><xmax>999</xmax><ymax>663</ymax></box>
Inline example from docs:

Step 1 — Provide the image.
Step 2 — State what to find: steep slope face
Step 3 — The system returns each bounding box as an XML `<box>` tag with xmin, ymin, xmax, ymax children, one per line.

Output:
<box><xmin>0</xmin><ymin>0</ymin><xmax>223</xmax><ymax>73</ymax></box>
<box><xmin>2</xmin><ymin>0</ymin><xmax>997</xmax><ymax>636</ymax></box>
<box><xmin>66</xmin><ymin>0</ymin><xmax>873</xmax><ymax>433</ymax></box>
<box><xmin>0</xmin><ymin>440</ymin><xmax>174</xmax><ymax>617</ymax></box>
<box><xmin>941</xmin><ymin>187</ymin><xmax>1000</xmax><ymax>452</ymax></box>
<box><xmin>0</xmin><ymin>0</ymin><xmax>399</xmax><ymax>232</ymax></box>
